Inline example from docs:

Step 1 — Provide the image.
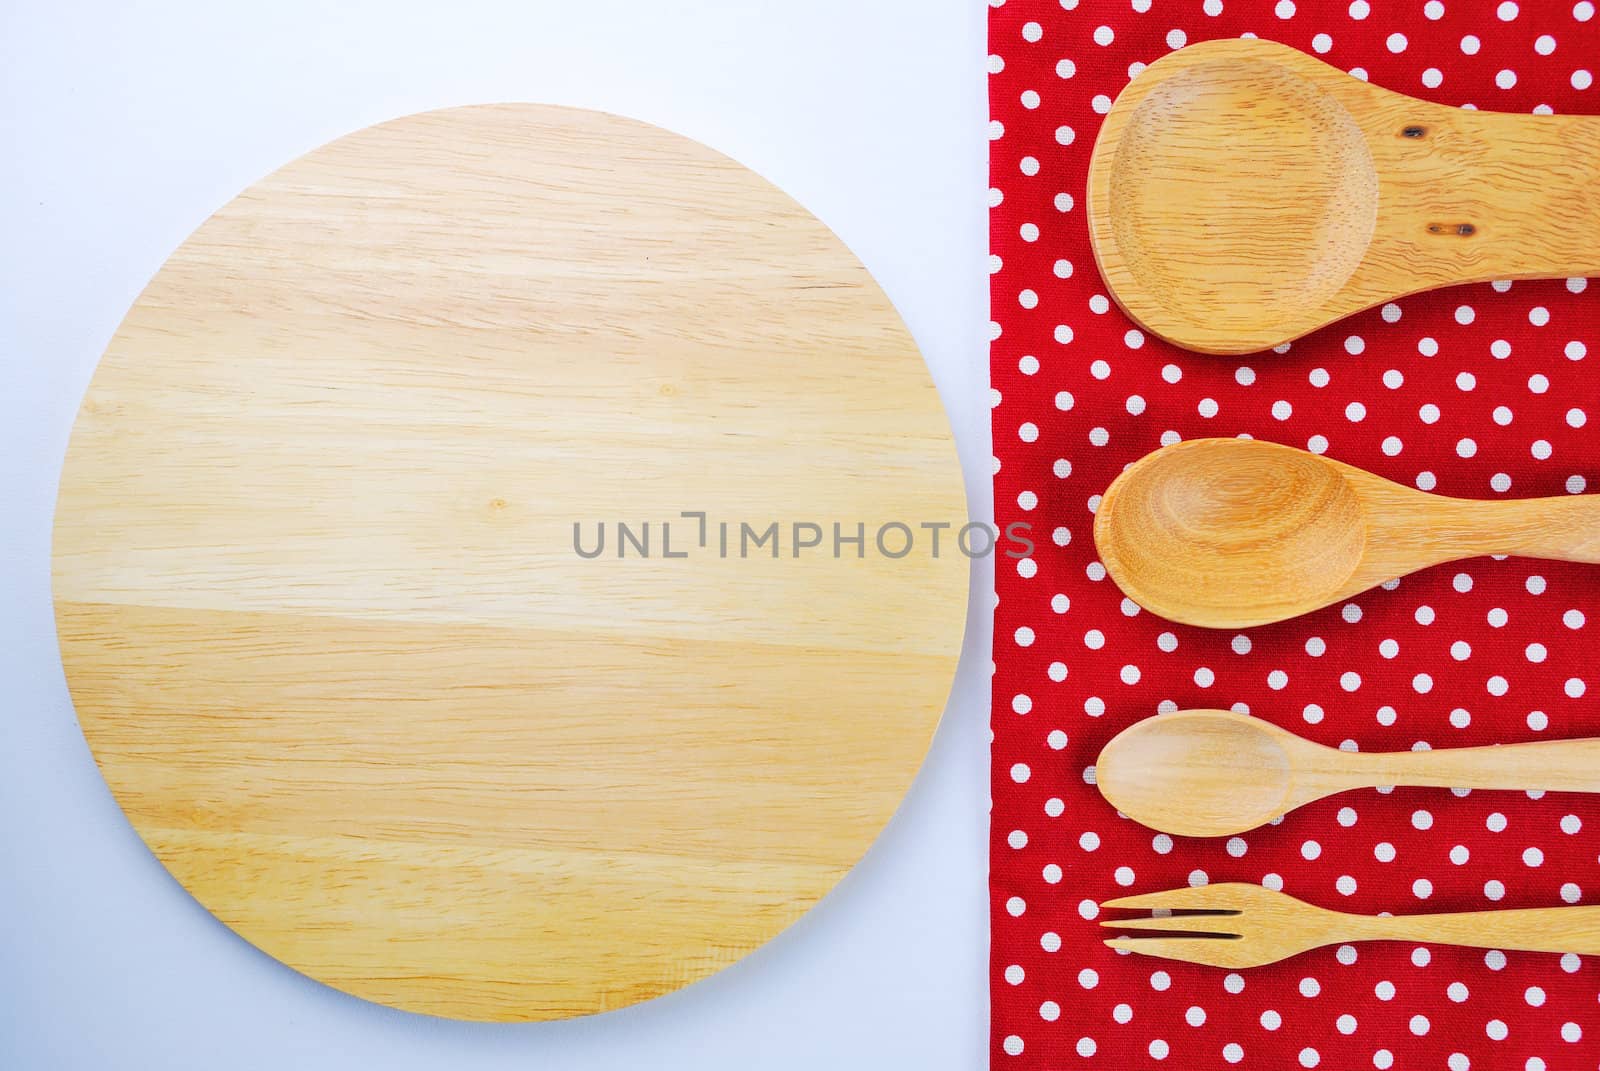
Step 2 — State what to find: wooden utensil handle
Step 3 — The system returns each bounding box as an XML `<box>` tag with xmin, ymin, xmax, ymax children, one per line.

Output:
<box><xmin>1466</xmin><ymin>494</ymin><xmax>1600</xmax><ymax>565</ymax></box>
<box><xmin>1453</xmin><ymin>110</ymin><xmax>1600</xmax><ymax>280</ymax></box>
<box><xmin>1360</xmin><ymin>906</ymin><xmax>1600</xmax><ymax>956</ymax></box>
<box><xmin>1355</xmin><ymin>736</ymin><xmax>1600</xmax><ymax>792</ymax></box>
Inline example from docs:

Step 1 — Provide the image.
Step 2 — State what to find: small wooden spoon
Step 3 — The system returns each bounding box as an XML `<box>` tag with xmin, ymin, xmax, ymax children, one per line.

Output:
<box><xmin>1098</xmin><ymin>709</ymin><xmax>1600</xmax><ymax>838</ymax></box>
<box><xmin>1086</xmin><ymin>37</ymin><xmax>1600</xmax><ymax>355</ymax></box>
<box><xmin>1095</xmin><ymin>437</ymin><xmax>1600</xmax><ymax>629</ymax></box>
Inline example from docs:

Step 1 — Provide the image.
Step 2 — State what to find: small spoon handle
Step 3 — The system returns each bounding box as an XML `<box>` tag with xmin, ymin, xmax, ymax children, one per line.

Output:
<box><xmin>1353</xmin><ymin>905</ymin><xmax>1600</xmax><ymax>956</ymax></box>
<box><xmin>1350</xmin><ymin>737</ymin><xmax>1600</xmax><ymax>792</ymax></box>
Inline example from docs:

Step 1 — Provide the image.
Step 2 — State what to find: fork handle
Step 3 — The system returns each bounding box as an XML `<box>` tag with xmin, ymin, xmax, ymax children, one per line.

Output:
<box><xmin>1358</xmin><ymin>905</ymin><xmax>1600</xmax><ymax>956</ymax></box>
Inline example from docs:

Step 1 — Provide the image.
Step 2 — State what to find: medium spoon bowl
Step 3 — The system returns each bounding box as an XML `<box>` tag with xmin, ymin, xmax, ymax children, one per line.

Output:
<box><xmin>1095</xmin><ymin>437</ymin><xmax>1600</xmax><ymax>628</ymax></box>
<box><xmin>1086</xmin><ymin>38</ymin><xmax>1600</xmax><ymax>354</ymax></box>
<box><xmin>1095</xmin><ymin>437</ymin><xmax>1368</xmax><ymax>627</ymax></box>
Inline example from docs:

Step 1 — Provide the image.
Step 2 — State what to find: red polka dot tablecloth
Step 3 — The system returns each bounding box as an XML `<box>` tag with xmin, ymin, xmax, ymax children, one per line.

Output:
<box><xmin>988</xmin><ymin>1</ymin><xmax>1600</xmax><ymax>1068</ymax></box>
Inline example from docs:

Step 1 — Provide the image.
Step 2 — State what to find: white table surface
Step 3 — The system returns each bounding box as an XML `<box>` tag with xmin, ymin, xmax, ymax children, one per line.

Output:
<box><xmin>0</xmin><ymin>2</ymin><xmax>993</xmax><ymax>1067</ymax></box>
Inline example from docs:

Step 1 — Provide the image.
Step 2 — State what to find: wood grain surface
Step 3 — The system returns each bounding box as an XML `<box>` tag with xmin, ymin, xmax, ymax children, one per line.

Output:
<box><xmin>1086</xmin><ymin>38</ymin><xmax>1600</xmax><ymax>354</ymax></box>
<box><xmin>52</xmin><ymin>104</ymin><xmax>968</xmax><ymax>1021</ymax></box>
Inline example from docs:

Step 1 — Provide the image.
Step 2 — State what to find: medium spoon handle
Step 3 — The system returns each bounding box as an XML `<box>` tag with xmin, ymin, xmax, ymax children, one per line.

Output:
<box><xmin>1350</xmin><ymin>737</ymin><xmax>1600</xmax><ymax>792</ymax></box>
<box><xmin>1354</xmin><ymin>905</ymin><xmax>1600</xmax><ymax>956</ymax></box>
<box><xmin>1400</xmin><ymin>493</ymin><xmax>1600</xmax><ymax>565</ymax></box>
<box><xmin>1486</xmin><ymin>494</ymin><xmax>1600</xmax><ymax>565</ymax></box>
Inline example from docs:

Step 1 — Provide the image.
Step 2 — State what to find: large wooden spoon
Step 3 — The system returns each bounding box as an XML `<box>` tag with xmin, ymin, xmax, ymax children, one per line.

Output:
<box><xmin>1094</xmin><ymin>437</ymin><xmax>1600</xmax><ymax>629</ymax></box>
<box><xmin>1086</xmin><ymin>37</ymin><xmax>1600</xmax><ymax>355</ymax></box>
<box><xmin>1098</xmin><ymin>709</ymin><xmax>1600</xmax><ymax>837</ymax></box>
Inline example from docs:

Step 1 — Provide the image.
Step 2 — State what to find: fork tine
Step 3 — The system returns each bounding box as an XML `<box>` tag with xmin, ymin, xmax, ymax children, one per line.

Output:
<box><xmin>1099</xmin><ymin>914</ymin><xmax>1241</xmax><ymax>935</ymax></box>
<box><xmin>1101</xmin><ymin>886</ymin><xmax>1242</xmax><ymax>912</ymax></box>
<box><xmin>1104</xmin><ymin>936</ymin><xmax>1246</xmax><ymax>967</ymax></box>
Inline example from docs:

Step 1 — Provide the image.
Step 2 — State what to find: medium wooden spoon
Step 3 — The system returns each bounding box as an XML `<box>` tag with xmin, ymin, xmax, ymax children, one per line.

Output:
<box><xmin>1097</xmin><ymin>709</ymin><xmax>1600</xmax><ymax>838</ymax></box>
<box><xmin>1094</xmin><ymin>437</ymin><xmax>1600</xmax><ymax>629</ymax></box>
<box><xmin>1086</xmin><ymin>37</ymin><xmax>1600</xmax><ymax>355</ymax></box>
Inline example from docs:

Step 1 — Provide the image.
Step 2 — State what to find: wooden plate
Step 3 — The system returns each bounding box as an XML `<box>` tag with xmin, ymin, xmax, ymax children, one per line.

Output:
<box><xmin>52</xmin><ymin>104</ymin><xmax>967</xmax><ymax>1021</ymax></box>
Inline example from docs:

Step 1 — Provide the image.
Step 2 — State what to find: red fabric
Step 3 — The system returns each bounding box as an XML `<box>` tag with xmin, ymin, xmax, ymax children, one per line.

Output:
<box><xmin>988</xmin><ymin>2</ymin><xmax>1600</xmax><ymax>1068</ymax></box>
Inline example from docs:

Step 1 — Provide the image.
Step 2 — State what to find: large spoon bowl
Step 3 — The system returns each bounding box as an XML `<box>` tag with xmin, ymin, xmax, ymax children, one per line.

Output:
<box><xmin>1091</xmin><ymin>42</ymin><xmax>1378</xmax><ymax>354</ymax></box>
<box><xmin>1087</xmin><ymin>38</ymin><xmax>1600</xmax><ymax>354</ymax></box>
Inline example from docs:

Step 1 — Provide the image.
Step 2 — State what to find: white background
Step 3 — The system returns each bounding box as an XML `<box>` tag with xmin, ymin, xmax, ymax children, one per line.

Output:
<box><xmin>0</xmin><ymin>2</ymin><xmax>993</xmax><ymax>1067</ymax></box>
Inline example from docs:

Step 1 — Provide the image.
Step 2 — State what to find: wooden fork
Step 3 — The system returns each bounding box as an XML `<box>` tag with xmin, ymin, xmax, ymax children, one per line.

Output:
<box><xmin>1101</xmin><ymin>884</ymin><xmax>1600</xmax><ymax>968</ymax></box>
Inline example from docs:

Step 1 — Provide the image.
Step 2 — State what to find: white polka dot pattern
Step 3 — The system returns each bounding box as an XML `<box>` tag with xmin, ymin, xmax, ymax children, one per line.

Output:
<box><xmin>989</xmin><ymin>1</ymin><xmax>1600</xmax><ymax>1067</ymax></box>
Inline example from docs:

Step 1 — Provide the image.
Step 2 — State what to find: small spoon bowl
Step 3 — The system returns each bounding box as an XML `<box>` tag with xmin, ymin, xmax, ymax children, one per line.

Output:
<box><xmin>1095</xmin><ymin>437</ymin><xmax>1600</xmax><ymax>629</ymax></box>
<box><xmin>1097</xmin><ymin>710</ymin><xmax>1301</xmax><ymax>838</ymax></box>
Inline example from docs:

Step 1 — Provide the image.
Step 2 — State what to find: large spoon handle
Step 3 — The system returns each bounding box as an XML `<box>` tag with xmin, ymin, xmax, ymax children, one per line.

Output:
<box><xmin>1356</xmin><ymin>905</ymin><xmax>1600</xmax><ymax>956</ymax></box>
<box><xmin>1352</xmin><ymin>737</ymin><xmax>1600</xmax><ymax>792</ymax></box>
<box><xmin>1452</xmin><ymin>110</ymin><xmax>1600</xmax><ymax>280</ymax></box>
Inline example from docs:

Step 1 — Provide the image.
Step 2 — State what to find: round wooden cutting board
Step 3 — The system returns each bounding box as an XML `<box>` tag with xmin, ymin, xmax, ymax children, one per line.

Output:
<box><xmin>52</xmin><ymin>104</ymin><xmax>968</xmax><ymax>1022</ymax></box>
